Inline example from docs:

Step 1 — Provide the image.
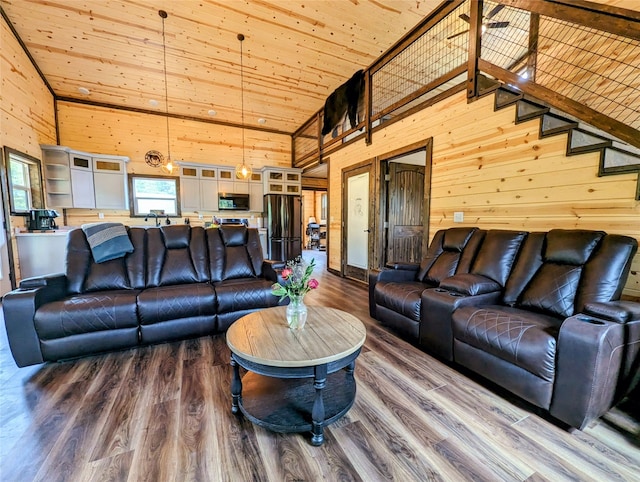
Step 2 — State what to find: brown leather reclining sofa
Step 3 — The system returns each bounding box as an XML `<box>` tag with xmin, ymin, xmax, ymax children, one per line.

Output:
<box><xmin>370</xmin><ymin>227</ymin><xmax>640</xmax><ymax>429</ymax></box>
<box><xmin>3</xmin><ymin>224</ymin><xmax>284</xmax><ymax>368</ymax></box>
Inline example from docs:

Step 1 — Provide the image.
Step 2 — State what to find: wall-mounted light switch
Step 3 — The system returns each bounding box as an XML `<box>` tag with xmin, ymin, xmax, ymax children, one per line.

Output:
<box><xmin>453</xmin><ymin>211</ymin><xmax>464</xmax><ymax>223</ymax></box>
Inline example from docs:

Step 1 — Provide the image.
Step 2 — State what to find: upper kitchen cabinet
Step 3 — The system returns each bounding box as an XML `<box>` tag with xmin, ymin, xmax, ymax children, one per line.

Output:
<box><xmin>263</xmin><ymin>167</ymin><xmax>302</xmax><ymax>195</ymax></box>
<box><xmin>41</xmin><ymin>145</ymin><xmax>129</xmax><ymax>210</ymax></box>
<box><xmin>179</xmin><ymin>164</ymin><xmax>219</xmax><ymax>212</ymax></box>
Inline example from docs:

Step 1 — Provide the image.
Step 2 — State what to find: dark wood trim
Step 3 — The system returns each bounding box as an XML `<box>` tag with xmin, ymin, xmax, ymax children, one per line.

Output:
<box><xmin>341</xmin><ymin>161</ymin><xmax>375</xmax><ymax>280</ymax></box>
<box><xmin>1</xmin><ymin>7</ymin><xmax>55</xmax><ymax>98</ymax></box>
<box><xmin>375</xmin><ymin>65</ymin><xmax>467</xmax><ymax>120</ymax></box>
<box><xmin>370</xmin><ymin>0</ymin><xmax>466</xmax><ymax>75</ymax></box>
<box><xmin>478</xmin><ymin>60</ymin><xmax>640</xmax><ymax>149</ymax></box>
<box><xmin>496</xmin><ymin>0</ymin><xmax>640</xmax><ymax>40</ymax></box>
<box><xmin>0</xmin><ymin>147</ymin><xmax>17</xmax><ymax>290</ymax></box>
<box><xmin>466</xmin><ymin>0</ymin><xmax>484</xmax><ymax>100</ymax></box>
<box><xmin>547</xmin><ymin>0</ymin><xmax>640</xmax><ymax>21</ymax></box>
<box><xmin>527</xmin><ymin>13</ymin><xmax>540</xmax><ymax>82</ymax></box>
<box><xmin>56</xmin><ymin>97</ymin><xmax>290</xmax><ymax>137</ymax></box>
<box><xmin>365</xmin><ymin>70</ymin><xmax>372</xmax><ymax>146</ymax></box>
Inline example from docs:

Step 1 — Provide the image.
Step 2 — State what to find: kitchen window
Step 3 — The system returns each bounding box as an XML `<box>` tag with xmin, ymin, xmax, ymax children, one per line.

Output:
<box><xmin>128</xmin><ymin>174</ymin><xmax>181</xmax><ymax>217</ymax></box>
<box><xmin>3</xmin><ymin>147</ymin><xmax>44</xmax><ymax>215</ymax></box>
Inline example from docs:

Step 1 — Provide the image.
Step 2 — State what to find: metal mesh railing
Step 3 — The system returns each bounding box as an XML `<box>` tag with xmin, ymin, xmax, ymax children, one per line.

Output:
<box><xmin>294</xmin><ymin>116</ymin><xmax>319</xmax><ymax>164</ymax></box>
<box><xmin>480</xmin><ymin>2</ymin><xmax>640</xmax><ymax>130</ymax></box>
<box><xmin>371</xmin><ymin>1</ymin><xmax>469</xmax><ymax>117</ymax></box>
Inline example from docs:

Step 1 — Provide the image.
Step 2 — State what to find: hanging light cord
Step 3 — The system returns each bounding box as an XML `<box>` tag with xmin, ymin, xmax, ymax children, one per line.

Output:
<box><xmin>160</xmin><ymin>10</ymin><xmax>171</xmax><ymax>162</ymax></box>
<box><xmin>239</xmin><ymin>33</ymin><xmax>245</xmax><ymax>164</ymax></box>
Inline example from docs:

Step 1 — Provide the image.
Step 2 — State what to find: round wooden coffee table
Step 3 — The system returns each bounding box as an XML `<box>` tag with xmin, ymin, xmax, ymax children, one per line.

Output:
<box><xmin>226</xmin><ymin>306</ymin><xmax>366</xmax><ymax>446</ymax></box>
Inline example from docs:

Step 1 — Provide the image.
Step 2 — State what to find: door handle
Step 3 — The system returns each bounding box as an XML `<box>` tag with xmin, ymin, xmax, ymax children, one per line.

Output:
<box><xmin>364</xmin><ymin>229</ymin><xmax>371</xmax><ymax>233</ymax></box>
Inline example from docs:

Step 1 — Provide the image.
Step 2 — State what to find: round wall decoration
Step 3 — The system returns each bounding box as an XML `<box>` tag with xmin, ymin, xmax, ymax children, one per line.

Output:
<box><xmin>145</xmin><ymin>150</ymin><xmax>164</xmax><ymax>167</ymax></box>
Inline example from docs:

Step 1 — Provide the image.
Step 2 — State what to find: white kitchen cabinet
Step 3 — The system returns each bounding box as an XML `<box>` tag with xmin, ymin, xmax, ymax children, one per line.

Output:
<box><xmin>93</xmin><ymin>157</ymin><xmax>128</xmax><ymax>209</ymax></box>
<box><xmin>41</xmin><ymin>145</ymin><xmax>128</xmax><ymax>210</ymax></box>
<box><xmin>180</xmin><ymin>164</ymin><xmax>220</xmax><ymax>212</ymax></box>
<box><xmin>70</xmin><ymin>152</ymin><xmax>95</xmax><ymax>208</ymax></box>
<box><xmin>42</xmin><ymin>145</ymin><xmax>73</xmax><ymax>208</ymax></box>
<box><xmin>263</xmin><ymin>167</ymin><xmax>302</xmax><ymax>195</ymax></box>
<box><xmin>249</xmin><ymin>180</ymin><xmax>264</xmax><ymax>212</ymax></box>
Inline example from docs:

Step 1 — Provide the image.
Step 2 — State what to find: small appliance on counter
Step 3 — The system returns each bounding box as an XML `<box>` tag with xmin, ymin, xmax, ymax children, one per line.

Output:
<box><xmin>27</xmin><ymin>209</ymin><xmax>59</xmax><ymax>231</ymax></box>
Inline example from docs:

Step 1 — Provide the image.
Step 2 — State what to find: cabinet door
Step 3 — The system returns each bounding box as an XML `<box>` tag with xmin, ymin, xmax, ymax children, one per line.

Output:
<box><xmin>200</xmin><ymin>179</ymin><xmax>219</xmax><ymax>211</ymax></box>
<box><xmin>249</xmin><ymin>182</ymin><xmax>264</xmax><ymax>212</ymax></box>
<box><xmin>181</xmin><ymin>177</ymin><xmax>201</xmax><ymax>212</ymax></box>
<box><xmin>71</xmin><ymin>168</ymin><xmax>96</xmax><ymax>208</ymax></box>
<box><xmin>218</xmin><ymin>180</ymin><xmax>234</xmax><ymax>195</ymax></box>
<box><xmin>233</xmin><ymin>181</ymin><xmax>249</xmax><ymax>194</ymax></box>
<box><xmin>93</xmin><ymin>158</ymin><xmax>127</xmax><ymax>209</ymax></box>
<box><xmin>94</xmin><ymin>172</ymin><xmax>126</xmax><ymax>209</ymax></box>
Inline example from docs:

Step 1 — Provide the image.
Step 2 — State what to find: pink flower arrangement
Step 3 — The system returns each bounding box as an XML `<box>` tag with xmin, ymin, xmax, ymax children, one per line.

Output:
<box><xmin>271</xmin><ymin>256</ymin><xmax>319</xmax><ymax>301</ymax></box>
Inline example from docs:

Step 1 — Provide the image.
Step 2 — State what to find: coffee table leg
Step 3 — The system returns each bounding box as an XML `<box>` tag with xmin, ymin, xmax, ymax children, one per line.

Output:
<box><xmin>231</xmin><ymin>355</ymin><xmax>242</xmax><ymax>414</ymax></box>
<box><xmin>311</xmin><ymin>364</ymin><xmax>328</xmax><ymax>446</ymax></box>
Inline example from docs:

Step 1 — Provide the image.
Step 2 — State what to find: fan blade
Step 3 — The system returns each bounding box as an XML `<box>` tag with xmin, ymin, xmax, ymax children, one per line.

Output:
<box><xmin>486</xmin><ymin>21</ymin><xmax>510</xmax><ymax>28</ymax></box>
<box><xmin>447</xmin><ymin>29</ymin><xmax>469</xmax><ymax>40</ymax></box>
<box><xmin>486</xmin><ymin>4</ymin><xmax>505</xmax><ymax>19</ymax></box>
<box><xmin>459</xmin><ymin>13</ymin><xmax>471</xmax><ymax>23</ymax></box>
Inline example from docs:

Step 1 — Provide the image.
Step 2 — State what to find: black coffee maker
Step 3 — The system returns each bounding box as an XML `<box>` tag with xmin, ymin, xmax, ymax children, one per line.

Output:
<box><xmin>27</xmin><ymin>209</ymin><xmax>59</xmax><ymax>231</ymax></box>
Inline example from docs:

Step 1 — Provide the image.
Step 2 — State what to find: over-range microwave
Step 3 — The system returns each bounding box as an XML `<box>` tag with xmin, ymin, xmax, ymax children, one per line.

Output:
<box><xmin>218</xmin><ymin>193</ymin><xmax>250</xmax><ymax>211</ymax></box>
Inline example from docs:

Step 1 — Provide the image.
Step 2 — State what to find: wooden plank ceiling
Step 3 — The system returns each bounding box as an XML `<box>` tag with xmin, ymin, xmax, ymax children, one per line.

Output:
<box><xmin>1</xmin><ymin>0</ymin><xmax>444</xmax><ymax>134</ymax></box>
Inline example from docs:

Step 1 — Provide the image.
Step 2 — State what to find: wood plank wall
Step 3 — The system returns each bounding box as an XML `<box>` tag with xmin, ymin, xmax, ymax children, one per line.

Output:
<box><xmin>328</xmin><ymin>91</ymin><xmax>640</xmax><ymax>298</ymax></box>
<box><xmin>1</xmin><ymin>18</ymin><xmax>57</xmax><ymax>281</ymax></box>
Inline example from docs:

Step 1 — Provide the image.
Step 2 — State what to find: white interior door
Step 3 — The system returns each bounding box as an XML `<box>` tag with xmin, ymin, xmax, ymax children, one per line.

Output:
<box><xmin>347</xmin><ymin>172</ymin><xmax>369</xmax><ymax>271</ymax></box>
<box><xmin>0</xmin><ymin>201</ymin><xmax>13</xmax><ymax>295</ymax></box>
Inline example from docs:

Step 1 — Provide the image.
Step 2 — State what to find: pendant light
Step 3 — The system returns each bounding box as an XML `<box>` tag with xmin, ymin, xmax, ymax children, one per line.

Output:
<box><xmin>159</xmin><ymin>9</ymin><xmax>174</xmax><ymax>174</ymax></box>
<box><xmin>235</xmin><ymin>33</ymin><xmax>252</xmax><ymax>180</ymax></box>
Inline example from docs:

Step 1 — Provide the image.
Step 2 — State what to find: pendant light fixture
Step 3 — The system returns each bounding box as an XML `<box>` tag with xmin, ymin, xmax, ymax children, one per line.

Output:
<box><xmin>235</xmin><ymin>33</ymin><xmax>252</xmax><ymax>180</ymax></box>
<box><xmin>159</xmin><ymin>9</ymin><xmax>174</xmax><ymax>174</ymax></box>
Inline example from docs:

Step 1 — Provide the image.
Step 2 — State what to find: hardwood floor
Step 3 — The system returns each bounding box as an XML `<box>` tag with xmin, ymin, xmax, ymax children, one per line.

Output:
<box><xmin>1</xmin><ymin>250</ymin><xmax>639</xmax><ymax>481</ymax></box>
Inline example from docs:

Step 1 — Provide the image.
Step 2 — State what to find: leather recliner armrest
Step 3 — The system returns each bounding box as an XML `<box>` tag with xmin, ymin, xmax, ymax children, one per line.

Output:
<box><xmin>2</xmin><ymin>274</ymin><xmax>69</xmax><ymax>367</ymax></box>
<box><xmin>582</xmin><ymin>301</ymin><xmax>640</xmax><ymax>323</ymax></box>
<box><xmin>439</xmin><ymin>273</ymin><xmax>502</xmax><ymax>296</ymax></box>
<box><xmin>384</xmin><ymin>262</ymin><xmax>420</xmax><ymax>271</ymax></box>
<box><xmin>262</xmin><ymin>260</ymin><xmax>286</xmax><ymax>283</ymax></box>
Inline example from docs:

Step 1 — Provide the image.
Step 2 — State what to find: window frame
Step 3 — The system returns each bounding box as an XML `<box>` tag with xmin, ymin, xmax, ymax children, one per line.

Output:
<box><xmin>2</xmin><ymin>147</ymin><xmax>45</xmax><ymax>215</ymax></box>
<box><xmin>128</xmin><ymin>173</ymin><xmax>181</xmax><ymax>217</ymax></box>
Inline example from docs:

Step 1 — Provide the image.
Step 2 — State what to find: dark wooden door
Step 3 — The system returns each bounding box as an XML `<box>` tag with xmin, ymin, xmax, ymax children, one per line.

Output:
<box><xmin>386</xmin><ymin>162</ymin><xmax>425</xmax><ymax>264</ymax></box>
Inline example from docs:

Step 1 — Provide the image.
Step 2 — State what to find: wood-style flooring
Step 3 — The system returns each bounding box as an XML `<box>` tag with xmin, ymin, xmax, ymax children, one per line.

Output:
<box><xmin>1</xmin><ymin>251</ymin><xmax>639</xmax><ymax>481</ymax></box>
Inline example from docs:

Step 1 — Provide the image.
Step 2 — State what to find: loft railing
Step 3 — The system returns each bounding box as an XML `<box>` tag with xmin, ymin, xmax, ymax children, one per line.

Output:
<box><xmin>292</xmin><ymin>0</ymin><xmax>640</xmax><ymax>168</ymax></box>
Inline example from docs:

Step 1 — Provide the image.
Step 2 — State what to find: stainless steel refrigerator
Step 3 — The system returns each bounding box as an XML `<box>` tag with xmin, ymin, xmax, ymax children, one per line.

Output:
<box><xmin>263</xmin><ymin>194</ymin><xmax>302</xmax><ymax>261</ymax></box>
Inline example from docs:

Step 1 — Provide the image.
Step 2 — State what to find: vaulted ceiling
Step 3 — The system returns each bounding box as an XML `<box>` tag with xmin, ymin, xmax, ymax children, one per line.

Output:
<box><xmin>1</xmin><ymin>0</ymin><xmax>446</xmax><ymax>134</ymax></box>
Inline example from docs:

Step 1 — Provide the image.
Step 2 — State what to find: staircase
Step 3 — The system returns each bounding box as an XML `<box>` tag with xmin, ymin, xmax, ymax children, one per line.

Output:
<box><xmin>485</xmin><ymin>83</ymin><xmax>640</xmax><ymax>200</ymax></box>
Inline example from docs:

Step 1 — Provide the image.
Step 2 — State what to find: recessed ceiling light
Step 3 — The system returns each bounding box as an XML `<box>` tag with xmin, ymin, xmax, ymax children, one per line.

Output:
<box><xmin>77</xmin><ymin>87</ymin><xmax>90</xmax><ymax>95</ymax></box>
<box><xmin>208</xmin><ymin>109</ymin><xmax>217</xmax><ymax>116</ymax></box>
<box><xmin>149</xmin><ymin>99</ymin><xmax>159</xmax><ymax>107</ymax></box>
<box><xmin>258</xmin><ymin>118</ymin><xmax>266</xmax><ymax>124</ymax></box>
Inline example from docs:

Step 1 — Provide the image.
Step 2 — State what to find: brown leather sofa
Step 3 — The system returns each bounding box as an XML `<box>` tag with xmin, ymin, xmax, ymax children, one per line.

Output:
<box><xmin>370</xmin><ymin>227</ymin><xmax>640</xmax><ymax>429</ymax></box>
<box><xmin>3</xmin><ymin>224</ymin><xmax>283</xmax><ymax>367</ymax></box>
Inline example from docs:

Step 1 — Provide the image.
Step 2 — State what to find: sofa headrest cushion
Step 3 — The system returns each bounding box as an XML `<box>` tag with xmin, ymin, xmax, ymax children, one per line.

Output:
<box><xmin>220</xmin><ymin>225</ymin><xmax>248</xmax><ymax>247</ymax></box>
<box><xmin>544</xmin><ymin>229</ymin><xmax>604</xmax><ymax>265</ymax></box>
<box><xmin>161</xmin><ymin>225</ymin><xmax>191</xmax><ymax>249</ymax></box>
<box><xmin>442</xmin><ymin>227</ymin><xmax>477</xmax><ymax>252</ymax></box>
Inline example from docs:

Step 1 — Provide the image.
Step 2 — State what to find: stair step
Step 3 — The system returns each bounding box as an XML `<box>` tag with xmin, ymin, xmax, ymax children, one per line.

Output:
<box><xmin>539</xmin><ymin>113</ymin><xmax>579</xmax><ymax>138</ymax></box>
<box><xmin>477</xmin><ymin>74</ymin><xmax>502</xmax><ymax>97</ymax></box>
<box><xmin>494</xmin><ymin>87</ymin><xmax>523</xmax><ymax>110</ymax></box>
<box><xmin>516</xmin><ymin>100</ymin><xmax>550</xmax><ymax>123</ymax></box>
<box><xmin>599</xmin><ymin>147</ymin><xmax>640</xmax><ymax>176</ymax></box>
<box><xmin>567</xmin><ymin>129</ymin><xmax>612</xmax><ymax>155</ymax></box>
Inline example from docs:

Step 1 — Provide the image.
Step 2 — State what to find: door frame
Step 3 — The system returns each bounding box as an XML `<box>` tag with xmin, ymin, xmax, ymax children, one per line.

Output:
<box><xmin>341</xmin><ymin>160</ymin><xmax>375</xmax><ymax>281</ymax></box>
<box><xmin>374</xmin><ymin>138</ymin><xmax>433</xmax><ymax>271</ymax></box>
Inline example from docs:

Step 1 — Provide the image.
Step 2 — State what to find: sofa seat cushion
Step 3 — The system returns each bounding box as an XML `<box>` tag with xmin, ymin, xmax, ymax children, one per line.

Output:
<box><xmin>137</xmin><ymin>283</ymin><xmax>216</xmax><ymax>325</ymax></box>
<box><xmin>374</xmin><ymin>281</ymin><xmax>433</xmax><ymax>322</ymax></box>
<box><xmin>214</xmin><ymin>278</ymin><xmax>281</xmax><ymax>313</ymax></box>
<box><xmin>34</xmin><ymin>290</ymin><xmax>140</xmax><ymax>339</ymax></box>
<box><xmin>452</xmin><ymin>306</ymin><xmax>561</xmax><ymax>382</ymax></box>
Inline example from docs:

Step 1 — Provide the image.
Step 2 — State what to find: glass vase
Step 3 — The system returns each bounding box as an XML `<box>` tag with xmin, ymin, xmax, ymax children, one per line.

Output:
<box><xmin>286</xmin><ymin>294</ymin><xmax>308</xmax><ymax>331</ymax></box>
